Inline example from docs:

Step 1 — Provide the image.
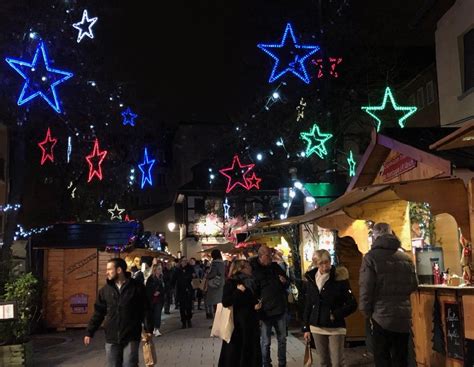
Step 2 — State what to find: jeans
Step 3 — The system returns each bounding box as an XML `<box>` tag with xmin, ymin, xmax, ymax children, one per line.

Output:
<box><xmin>313</xmin><ymin>333</ymin><xmax>345</xmax><ymax>367</ymax></box>
<box><xmin>372</xmin><ymin>319</ymin><xmax>409</xmax><ymax>367</ymax></box>
<box><xmin>153</xmin><ymin>301</ymin><xmax>164</xmax><ymax>329</ymax></box>
<box><xmin>105</xmin><ymin>341</ymin><xmax>139</xmax><ymax>367</ymax></box>
<box><xmin>261</xmin><ymin>314</ymin><xmax>287</xmax><ymax>367</ymax></box>
<box><xmin>163</xmin><ymin>289</ymin><xmax>172</xmax><ymax>313</ymax></box>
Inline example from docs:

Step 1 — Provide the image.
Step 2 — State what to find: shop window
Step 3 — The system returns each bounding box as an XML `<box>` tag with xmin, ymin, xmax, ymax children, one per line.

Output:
<box><xmin>463</xmin><ymin>28</ymin><xmax>474</xmax><ymax>92</ymax></box>
<box><xmin>426</xmin><ymin>81</ymin><xmax>435</xmax><ymax>105</ymax></box>
<box><xmin>416</xmin><ymin>87</ymin><xmax>425</xmax><ymax>109</ymax></box>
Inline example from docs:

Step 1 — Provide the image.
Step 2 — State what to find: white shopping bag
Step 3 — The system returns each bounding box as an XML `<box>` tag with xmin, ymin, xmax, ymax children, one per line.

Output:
<box><xmin>210</xmin><ymin>303</ymin><xmax>234</xmax><ymax>343</ymax></box>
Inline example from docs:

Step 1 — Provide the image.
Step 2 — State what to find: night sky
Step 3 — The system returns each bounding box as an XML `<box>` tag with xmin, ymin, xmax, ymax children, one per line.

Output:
<box><xmin>0</xmin><ymin>0</ymin><xmax>451</xmax><ymax>123</ymax></box>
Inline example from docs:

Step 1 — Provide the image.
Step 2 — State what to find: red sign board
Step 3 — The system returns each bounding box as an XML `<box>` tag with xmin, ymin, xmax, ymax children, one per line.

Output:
<box><xmin>382</xmin><ymin>154</ymin><xmax>417</xmax><ymax>182</ymax></box>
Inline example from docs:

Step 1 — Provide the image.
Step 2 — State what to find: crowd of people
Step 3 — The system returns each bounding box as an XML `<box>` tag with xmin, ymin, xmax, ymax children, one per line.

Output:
<box><xmin>84</xmin><ymin>221</ymin><xmax>419</xmax><ymax>367</ymax></box>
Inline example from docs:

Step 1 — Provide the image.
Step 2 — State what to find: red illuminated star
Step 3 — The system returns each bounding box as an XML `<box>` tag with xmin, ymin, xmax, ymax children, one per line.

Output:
<box><xmin>246</xmin><ymin>172</ymin><xmax>262</xmax><ymax>190</ymax></box>
<box><xmin>38</xmin><ymin>127</ymin><xmax>57</xmax><ymax>165</ymax></box>
<box><xmin>85</xmin><ymin>138</ymin><xmax>107</xmax><ymax>182</ymax></box>
<box><xmin>219</xmin><ymin>155</ymin><xmax>255</xmax><ymax>193</ymax></box>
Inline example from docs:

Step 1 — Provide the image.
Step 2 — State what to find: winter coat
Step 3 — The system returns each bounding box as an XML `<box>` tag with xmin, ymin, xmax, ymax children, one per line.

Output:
<box><xmin>359</xmin><ymin>234</ymin><xmax>418</xmax><ymax>333</ymax></box>
<box><xmin>148</xmin><ymin>275</ymin><xmax>165</xmax><ymax>304</ymax></box>
<box><xmin>249</xmin><ymin>257</ymin><xmax>288</xmax><ymax>319</ymax></box>
<box><xmin>218</xmin><ymin>274</ymin><xmax>262</xmax><ymax>367</ymax></box>
<box><xmin>302</xmin><ymin>266</ymin><xmax>357</xmax><ymax>332</ymax></box>
<box><xmin>175</xmin><ymin>265</ymin><xmax>195</xmax><ymax>300</ymax></box>
<box><xmin>162</xmin><ymin>267</ymin><xmax>172</xmax><ymax>291</ymax></box>
<box><xmin>205</xmin><ymin>259</ymin><xmax>225</xmax><ymax>306</ymax></box>
<box><xmin>86</xmin><ymin>274</ymin><xmax>153</xmax><ymax>344</ymax></box>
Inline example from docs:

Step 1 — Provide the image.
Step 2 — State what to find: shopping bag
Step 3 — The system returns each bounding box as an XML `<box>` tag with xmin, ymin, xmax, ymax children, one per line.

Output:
<box><xmin>191</xmin><ymin>278</ymin><xmax>202</xmax><ymax>289</ymax></box>
<box><xmin>141</xmin><ymin>334</ymin><xmax>157</xmax><ymax>366</ymax></box>
<box><xmin>210</xmin><ymin>303</ymin><xmax>234</xmax><ymax>343</ymax></box>
<box><xmin>304</xmin><ymin>341</ymin><xmax>313</xmax><ymax>366</ymax></box>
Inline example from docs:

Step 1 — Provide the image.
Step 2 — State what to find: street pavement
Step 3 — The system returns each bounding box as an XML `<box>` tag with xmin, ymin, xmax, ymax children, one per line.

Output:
<box><xmin>32</xmin><ymin>307</ymin><xmax>374</xmax><ymax>366</ymax></box>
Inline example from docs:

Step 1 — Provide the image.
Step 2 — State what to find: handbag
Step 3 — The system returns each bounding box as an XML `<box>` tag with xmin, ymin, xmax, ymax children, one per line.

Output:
<box><xmin>304</xmin><ymin>341</ymin><xmax>313</xmax><ymax>366</ymax></box>
<box><xmin>191</xmin><ymin>278</ymin><xmax>202</xmax><ymax>290</ymax></box>
<box><xmin>207</xmin><ymin>274</ymin><xmax>222</xmax><ymax>289</ymax></box>
<box><xmin>210</xmin><ymin>303</ymin><xmax>234</xmax><ymax>343</ymax></box>
<box><xmin>141</xmin><ymin>334</ymin><xmax>157</xmax><ymax>366</ymax></box>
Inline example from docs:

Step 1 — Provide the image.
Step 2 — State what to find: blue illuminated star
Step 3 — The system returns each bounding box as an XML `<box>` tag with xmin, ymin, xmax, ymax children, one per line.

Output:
<box><xmin>122</xmin><ymin>107</ymin><xmax>138</xmax><ymax>126</ymax></box>
<box><xmin>5</xmin><ymin>42</ymin><xmax>73</xmax><ymax>113</ymax></box>
<box><xmin>138</xmin><ymin>148</ymin><xmax>156</xmax><ymax>189</ymax></box>
<box><xmin>72</xmin><ymin>9</ymin><xmax>98</xmax><ymax>43</ymax></box>
<box><xmin>257</xmin><ymin>23</ymin><xmax>320</xmax><ymax>84</ymax></box>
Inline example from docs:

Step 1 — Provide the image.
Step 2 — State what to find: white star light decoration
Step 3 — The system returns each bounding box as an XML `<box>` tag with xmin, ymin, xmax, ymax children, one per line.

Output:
<box><xmin>73</xmin><ymin>10</ymin><xmax>98</xmax><ymax>43</ymax></box>
<box><xmin>108</xmin><ymin>204</ymin><xmax>125</xmax><ymax>220</ymax></box>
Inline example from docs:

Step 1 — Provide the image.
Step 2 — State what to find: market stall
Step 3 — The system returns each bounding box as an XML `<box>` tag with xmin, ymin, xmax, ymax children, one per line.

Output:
<box><xmin>252</xmin><ymin>128</ymin><xmax>474</xmax><ymax>357</ymax></box>
<box><xmin>32</xmin><ymin>222</ymin><xmax>172</xmax><ymax>330</ymax></box>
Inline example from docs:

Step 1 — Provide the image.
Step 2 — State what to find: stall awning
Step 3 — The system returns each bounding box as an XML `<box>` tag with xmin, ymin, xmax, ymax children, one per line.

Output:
<box><xmin>32</xmin><ymin>222</ymin><xmax>141</xmax><ymax>249</ymax></box>
<box><xmin>429</xmin><ymin>120</ymin><xmax>474</xmax><ymax>151</ymax></box>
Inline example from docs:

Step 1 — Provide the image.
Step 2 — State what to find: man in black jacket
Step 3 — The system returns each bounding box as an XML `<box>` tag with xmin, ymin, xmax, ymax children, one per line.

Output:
<box><xmin>250</xmin><ymin>245</ymin><xmax>288</xmax><ymax>367</ymax></box>
<box><xmin>84</xmin><ymin>258</ymin><xmax>153</xmax><ymax>367</ymax></box>
<box><xmin>174</xmin><ymin>257</ymin><xmax>196</xmax><ymax>329</ymax></box>
<box><xmin>359</xmin><ymin>223</ymin><xmax>418</xmax><ymax>367</ymax></box>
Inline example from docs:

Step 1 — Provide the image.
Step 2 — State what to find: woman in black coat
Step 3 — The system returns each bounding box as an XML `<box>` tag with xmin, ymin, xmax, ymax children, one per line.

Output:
<box><xmin>303</xmin><ymin>249</ymin><xmax>357</xmax><ymax>367</ymax></box>
<box><xmin>218</xmin><ymin>260</ymin><xmax>262</xmax><ymax>367</ymax></box>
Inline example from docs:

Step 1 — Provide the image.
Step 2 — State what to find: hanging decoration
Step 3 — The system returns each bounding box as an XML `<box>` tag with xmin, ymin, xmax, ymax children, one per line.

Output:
<box><xmin>300</xmin><ymin>123</ymin><xmax>333</xmax><ymax>159</ymax></box>
<box><xmin>219</xmin><ymin>154</ymin><xmax>255</xmax><ymax>193</ymax></box>
<box><xmin>108</xmin><ymin>204</ymin><xmax>125</xmax><ymax>220</ymax></box>
<box><xmin>72</xmin><ymin>9</ymin><xmax>98</xmax><ymax>43</ymax></box>
<box><xmin>124</xmin><ymin>214</ymin><xmax>131</xmax><ymax>222</ymax></box>
<box><xmin>85</xmin><ymin>138</ymin><xmax>107</xmax><ymax>182</ymax></box>
<box><xmin>38</xmin><ymin>127</ymin><xmax>57</xmax><ymax>165</ymax></box>
<box><xmin>246</xmin><ymin>172</ymin><xmax>262</xmax><ymax>189</ymax></box>
<box><xmin>347</xmin><ymin>150</ymin><xmax>356</xmax><ymax>177</ymax></box>
<box><xmin>223</xmin><ymin>198</ymin><xmax>230</xmax><ymax>220</ymax></box>
<box><xmin>5</xmin><ymin>41</ymin><xmax>74</xmax><ymax>113</ymax></box>
<box><xmin>122</xmin><ymin>107</ymin><xmax>138</xmax><ymax>126</ymax></box>
<box><xmin>361</xmin><ymin>86</ymin><xmax>417</xmax><ymax>131</ymax></box>
<box><xmin>311</xmin><ymin>57</ymin><xmax>343</xmax><ymax>78</ymax></box>
<box><xmin>67</xmin><ymin>136</ymin><xmax>72</xmax><ymax>163</ymax></box>
<box><xmin>296</xmin><ymin>97</ymin><xmax>307</xmax><ymax>122</ymax></box>
<box><xmin>257</xmin><ymin>23</ymin><xmax>320</xmax><ymax>84</ymax></box>
<box><xmin>138</xmin><ymin>147</ymin><xmax>156</xmax><ymax>189</ymax></box>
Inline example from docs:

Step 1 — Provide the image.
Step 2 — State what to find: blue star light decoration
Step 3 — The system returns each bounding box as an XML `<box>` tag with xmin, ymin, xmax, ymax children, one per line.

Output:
<box><xmin>122</xmin><ymin>107</ymin><xmax>138</xmax><ymax>126</ymax></box>
<box><xmin>72</xmin><ymin>9</ymin><xmax>98</xmax><ymax>43</ymax></box>
<box><xmin>138</xmin><ymin>148</ymin><xmax>156</xmax><ymax>189</ymax></box>
<box><xmin>223</xmin><ymin>198</ymin><xmax>230</xmax><ymax>220</ymax></box>
<box><xmin>257</xmin><ymin>23</ymin><xmax>320</xmax><ymax>84</ymax></box>
<box><xmin>300</xmin><ymin>123</ymin><xmax>333</xmax><ymax>159</ymax></box>
<box><xmin>361</xmin><ymin>87</ymin><xmax>417</xmax><ymax>132</ymax></box>
<box><xmin>5</xmin><ymin>42</ymin><xmax>73</xmax><ymax>113</ymax></box>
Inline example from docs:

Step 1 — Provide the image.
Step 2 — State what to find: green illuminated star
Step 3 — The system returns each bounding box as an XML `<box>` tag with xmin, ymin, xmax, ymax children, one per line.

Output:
<box><xmin>361</xmin><ymin>87</ymin><xmax>417</xmax><ymax>131</ymax></box>
<box><xmin>347</xmin><ymin>150</ymin><xmax>356</xmax><ymax>177</ymax></box>
<box><xmin>300</xmin><ymin>123</ymin><xmax>333</xmax><ymax>159</ymax></box>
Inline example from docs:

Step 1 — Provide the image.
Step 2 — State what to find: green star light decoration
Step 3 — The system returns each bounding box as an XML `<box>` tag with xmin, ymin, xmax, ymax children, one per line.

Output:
<box><xmin>361</xmin><ymin>86</ymin><xmax>417</xmax><ymax>132</ymax></box>
<box><xmin>347</xmin><ymin>150</ymin><xmax>356</xmax><ymax>177</ymax></box>
<box><xmin>300</xmin><ymin>123</ymin><xmax>333</xmax><ymax>159</ymax></box>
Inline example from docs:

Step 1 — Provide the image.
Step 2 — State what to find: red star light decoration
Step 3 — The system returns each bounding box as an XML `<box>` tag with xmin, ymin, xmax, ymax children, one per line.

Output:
<box><xmin>38</xmin><ymin>127</ymin><xmax>57</xmax><ymax>165</ymax></box>
<box><xmin>311</xmin><ymin>57</ymin><xmax>343</xmax><ymax>79</ymax></box>
<box><xmin>219</xmin><ymin>155</ymin><xmax>255</xmax><ymax>193</ymax></box>
<box><xmin>246</xmin><ymin>172</ymin><xmax>262</xmax><ymax>189</ymax></box>
<box><xmin>85</xmin><ymin>138</ymin><xmax>107</xmax><ymax>182</ymax></box>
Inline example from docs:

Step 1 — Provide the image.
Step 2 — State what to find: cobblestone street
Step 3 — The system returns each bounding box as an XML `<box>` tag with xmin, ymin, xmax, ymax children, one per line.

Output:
<box><xmin>32</xmin><ymin>307</ymin><xmax>373</xmax><ymax>366</ymax></box>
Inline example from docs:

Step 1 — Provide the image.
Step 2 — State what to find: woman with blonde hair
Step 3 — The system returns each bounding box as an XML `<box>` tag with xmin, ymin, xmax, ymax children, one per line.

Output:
<box><xmin>218</xmin><ymin>260</ymin><xmax>262</xmax><ymax>367</ymax></box>
<box><xmin>303</xmin><ymin>249</ymin><xmax>357</xmax><ymax>366</ymax></box>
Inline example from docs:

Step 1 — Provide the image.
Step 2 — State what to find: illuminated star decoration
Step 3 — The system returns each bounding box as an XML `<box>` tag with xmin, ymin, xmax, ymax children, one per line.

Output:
<box><xmin>311</xmin><ymin>57</ymin><xmax>343</xmax><ymax>79</ymax></box>
<box><xmin>5</xmin><ymin>42</ymin><xmax>74</xmax><ymax>113</ymax></box>
<box><xmin>219</xmin><ymin>155</ymin><xmax>255</xmax><ymax>194</ymax></box>
<box><xmin>138</xmin><ymin>148</ymin><xmax>156</xmax><ymax>189</ymax></box>
<box><xmin>72</xmin><ymin>9</ymin><xmax>98</xmax><ymax>43</ymax></box>
<box><xmin>246</xmin><ymin>172</ymin><xmax>262</xmax><ymax>189</ymax></box>
<box><xmin>257</xmin><ymin>23</ymin><xmax>320</xmax><ymax>84</ymax></box>
<box><xmin>223</xmin><ymin>198</ymin><xmax>230</xmax><ymax>220</ymax></box>
<box><xmin>122</xmin><ymin>107</ymin><xmax>138</xmax><ymax>126</ymax></box>
<box><xmin>361</xmin><ymin>86</ymin><xmax>417</xmax><ymax>132</ymax></box>
<box><xmin>38</xmin><ymin>127</ymin><xmax>57</xmax><ymax>165</ymax></box>
<box><xmin>347</xmin><ymin>150</ymin><xmax>356</xmax><ymax>177</ymax></box>
<box><xmin>124</xmin><ymin>214</ymin><xmax>131</xmax><ymax>222</ymax></box>
<box><xmin>108</xmin><ymin>204</ymin><xmax>125</xmax><ymax>220</ymax></box>
<box><xmin>85</xmin><ymin>138</ymin><xmax>108</xmax><ymax>182</ymax></box>
<box><xmin>300</xmin><ymin>123</ymin><xmax>333</xmax><ymax>159</ymax></box>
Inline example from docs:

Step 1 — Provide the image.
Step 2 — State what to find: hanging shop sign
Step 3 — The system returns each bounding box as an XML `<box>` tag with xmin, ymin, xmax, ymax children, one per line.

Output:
<box><xmin>381</xmin><ymin>153</ymin><xmax>417</xmax><ymax>182</ymax></box>
<box><xmin>69</xmin><ymin>293</ymin><xmax>89</xmax><ymax>314</ymax></box>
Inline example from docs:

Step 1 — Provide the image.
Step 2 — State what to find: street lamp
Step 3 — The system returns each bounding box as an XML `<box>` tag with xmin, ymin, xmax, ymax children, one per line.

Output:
<box><xmin>167</xmin><ymin>222</ymin><xmax>176</xmax><ymax>232</ymax></box>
